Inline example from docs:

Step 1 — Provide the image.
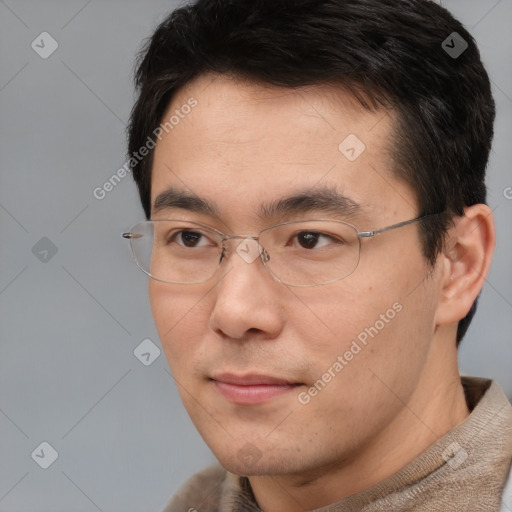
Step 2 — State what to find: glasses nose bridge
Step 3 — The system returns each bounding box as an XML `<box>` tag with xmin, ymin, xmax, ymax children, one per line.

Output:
<box><xmin>221</xmin><ymin>233</ymin><xmax>262</xmax><ymax>252</ymax></box>
<box><xmin>220</xmin><ymin>234</ymin><xmax>271</xmax><ymax>265</ymax></box>
<box><xmin>222</xmin><ymin>234</ymin><xmax>259</xmax><ymax>243</ymax></box>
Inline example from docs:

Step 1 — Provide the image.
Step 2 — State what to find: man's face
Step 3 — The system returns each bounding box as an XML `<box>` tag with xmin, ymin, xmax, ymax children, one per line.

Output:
<box><xmin>149</xmin><ymin>74</ymin><xmax>441</xmax><ymax>477</ymax></box>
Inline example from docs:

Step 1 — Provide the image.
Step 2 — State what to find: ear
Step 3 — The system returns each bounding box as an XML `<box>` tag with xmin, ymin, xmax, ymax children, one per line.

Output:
<box><xmin>435</xmin><ymin>204</ymin><xmax>496</xmax><ymax>326</ymax></box>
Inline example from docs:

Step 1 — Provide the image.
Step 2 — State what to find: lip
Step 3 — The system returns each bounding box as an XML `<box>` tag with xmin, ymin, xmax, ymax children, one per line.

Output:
<box><xmin>211</xmin><ymin>373</ymin><xmax>301</xmax><ymax>405</ymax></box>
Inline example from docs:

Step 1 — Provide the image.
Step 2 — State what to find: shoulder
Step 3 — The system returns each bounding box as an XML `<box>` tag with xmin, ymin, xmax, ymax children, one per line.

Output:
<box><xmin>162</xmin><ymin>464</ymin><xmax>228</xmax><ymax>512</ymax></box>
<box><xmin>500</xmin><ymin>463</ymin><xmax>512</xmax><ymax>512</ymax></box>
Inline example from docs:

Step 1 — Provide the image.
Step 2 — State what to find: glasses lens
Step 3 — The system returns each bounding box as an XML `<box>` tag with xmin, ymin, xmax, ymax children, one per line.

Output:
<box><xmin>260</xmin><ymin>220</ymin><xmax>360</xmax><ymax>286</ymax></box>
<box><xmin>130</xmin><ymin>221</ymin><xmax>222</xmax><ymax>283</ymax></box>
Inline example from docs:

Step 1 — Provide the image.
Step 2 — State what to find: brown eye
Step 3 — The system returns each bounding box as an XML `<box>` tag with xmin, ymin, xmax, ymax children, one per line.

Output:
<box><xmin>297</xmin><ymin>232</ymin><xmax>321</xmax><ymax>249</ymax></box>
<box><xmin>167</xmin><ymin>230</ymin><xmax>213</xmax><ymax>248</ymax></box>
<box><xmin>294</xmin><ymin>231</ymin><xmax>342</xmax><ymax>249</ymax></box>
<box><xmin>179</xmin><ymin>231</ymin><xmax>203</xmax><ymax>247</ymax></box>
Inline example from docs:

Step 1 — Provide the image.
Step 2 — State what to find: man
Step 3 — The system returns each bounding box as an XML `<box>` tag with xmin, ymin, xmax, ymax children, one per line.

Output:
<box><xmin>123</xmin><ymin>0</ymin><xmax>512</xmax><ymax>510</ymax></box>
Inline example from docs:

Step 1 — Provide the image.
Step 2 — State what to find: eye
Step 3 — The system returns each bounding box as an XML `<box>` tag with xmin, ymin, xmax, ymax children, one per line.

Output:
<box><xmin>171</xmin><ymin>230</ymin><xmax>213</xmax><ymax>248</ymax></box>
<box><xmin>294</xmin><ymin>231</ymin><xmax>339</xmax><ymax>249</ymax></box>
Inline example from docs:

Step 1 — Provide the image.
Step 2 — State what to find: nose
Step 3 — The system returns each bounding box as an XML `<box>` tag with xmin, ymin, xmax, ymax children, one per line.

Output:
<box><xmin>209</xmin><ymin>238</ymin><xmax>284</xmax><ymax>340</ymax></box>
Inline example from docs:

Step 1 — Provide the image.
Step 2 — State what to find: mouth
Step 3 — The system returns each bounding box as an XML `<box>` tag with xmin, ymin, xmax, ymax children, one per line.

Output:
<box><xmin>210</xmin><ymin>373</ymin><xmax>302</xmax><ymax>405</ymax></box>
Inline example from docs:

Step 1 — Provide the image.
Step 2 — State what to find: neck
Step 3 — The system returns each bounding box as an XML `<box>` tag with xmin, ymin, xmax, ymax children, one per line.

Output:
<box><xmin>248</xmin><ymin>327</ymin><xmax>470</xmax><ymax>512</ymax></box>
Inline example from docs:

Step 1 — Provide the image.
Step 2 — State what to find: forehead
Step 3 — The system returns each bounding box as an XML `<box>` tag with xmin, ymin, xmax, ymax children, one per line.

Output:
<box><xmin>160</xmin><ymin>74</ymin><xmax>381</xmax><ymax>152</ymax></box>
<box><xmin>150</xmin><ymin>74</ymin><xmax>416</xmax><ymax>224</ymax></box>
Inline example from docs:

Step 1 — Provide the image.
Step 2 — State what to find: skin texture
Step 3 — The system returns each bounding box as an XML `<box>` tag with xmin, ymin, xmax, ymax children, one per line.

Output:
<box><xmin>148</xmin><ymin>74</ymin><xmax>495</xmax><ymax>512</ymax></box>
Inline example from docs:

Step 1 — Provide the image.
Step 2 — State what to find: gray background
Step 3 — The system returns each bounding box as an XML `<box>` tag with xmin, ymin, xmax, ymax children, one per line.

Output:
<box><xmin>0</xmin><ymin>1</ymin><xmax>510</xmax><ymax>511</ymax></box>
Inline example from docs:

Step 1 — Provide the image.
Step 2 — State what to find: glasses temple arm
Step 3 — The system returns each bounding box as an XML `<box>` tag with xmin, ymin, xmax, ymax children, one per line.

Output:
<box><xmin>357</xmin><ymin>213</ymin><xmax>442</xmax><ymax>239</ymax></box>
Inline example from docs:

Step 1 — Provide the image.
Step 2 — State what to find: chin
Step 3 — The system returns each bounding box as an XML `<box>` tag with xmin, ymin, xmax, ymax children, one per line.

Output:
<box><xmin>214</xmin><ymin>440</ymin><xmax>305</xmax><ymax>477</ymax></box>
<box><xmin>221</xmin><ymin>460</ymin><xmax>268</xmax><ymax>477</ymax></box>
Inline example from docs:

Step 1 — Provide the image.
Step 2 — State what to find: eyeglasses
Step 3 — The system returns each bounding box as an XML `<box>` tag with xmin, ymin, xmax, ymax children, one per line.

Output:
<box><xmin>122</xmin><ymin>215</ymin><xmax>438</xmax><ymax>287</ymax></box>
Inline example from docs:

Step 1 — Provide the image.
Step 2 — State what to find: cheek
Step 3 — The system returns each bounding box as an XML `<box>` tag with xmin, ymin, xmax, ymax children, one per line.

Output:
<box><xmin>292</xmin><ymin>256</ymin><xmax>436</xmax><ymax>388</ymax></box>
<box><xmin>287</xmin><ymin>278</ymin><xmax>395</xmax><ymax>357</ymax></box>
<box><xmin>149</xmin><ymin>281</ymin><xmax>212</xmax><ymax>368</ymax></box>
<box><xmin>292</xmin><ymin>286</ymin><xmax>436</xmax><ymax>445</ymax></box>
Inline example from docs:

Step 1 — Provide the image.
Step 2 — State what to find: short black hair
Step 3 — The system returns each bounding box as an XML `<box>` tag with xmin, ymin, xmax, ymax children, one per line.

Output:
<box><xmin>128</xmin><ymin>0</ymin><xmax>495</xmax><ymax>345</ymax></box>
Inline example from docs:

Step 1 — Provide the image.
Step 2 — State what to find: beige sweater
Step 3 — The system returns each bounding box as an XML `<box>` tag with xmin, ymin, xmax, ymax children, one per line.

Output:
<box><xmin>164</xmin><ymin>377</ymin><xmax>512</xmax><ymax>511</ymax></box>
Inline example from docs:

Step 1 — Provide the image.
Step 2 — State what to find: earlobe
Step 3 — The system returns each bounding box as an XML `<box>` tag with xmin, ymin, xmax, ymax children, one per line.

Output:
<box><xmin>435</xmin><ymin>204</ymin><xmax>496</xmax><ymax>326</ymax></box>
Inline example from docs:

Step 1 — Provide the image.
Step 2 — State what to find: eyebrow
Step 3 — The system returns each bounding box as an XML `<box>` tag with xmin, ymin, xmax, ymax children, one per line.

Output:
<box><xmin>153</xmin><ymin>187</ymin><xmax>219</xmax><ymax>217</ymax></box>
<box><xmin>152</xmin><ymin>186</ymin><xmax>361</xmax><ymax>220</ymax></box>
<box><xmin>258</xmin><ymin>187</ymin><xmax>361</xmax><ymax>220</ymax></box>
